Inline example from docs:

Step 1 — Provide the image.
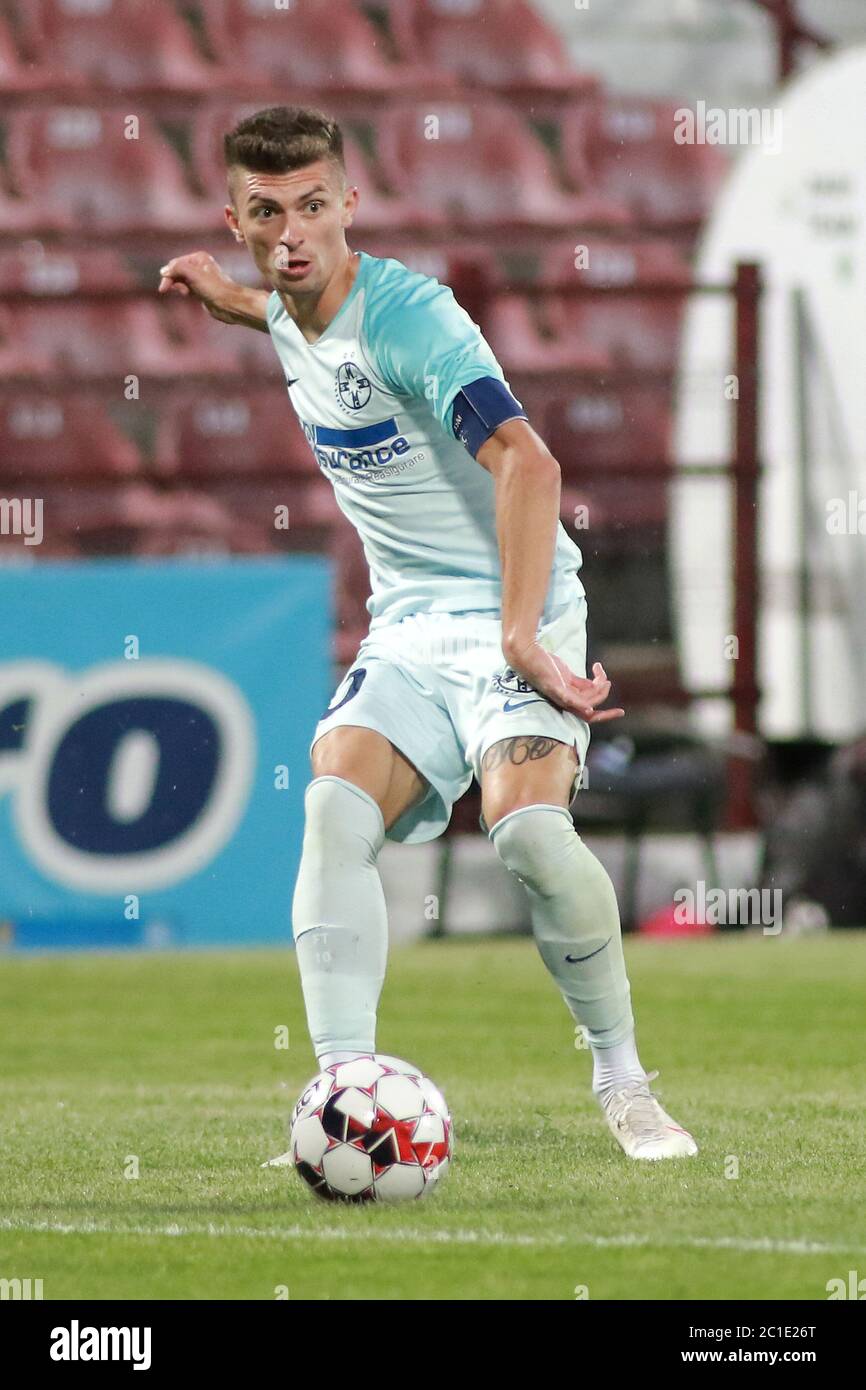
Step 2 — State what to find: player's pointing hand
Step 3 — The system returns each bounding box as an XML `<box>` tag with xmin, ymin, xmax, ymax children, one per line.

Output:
<box><xmin>157</xmin><ymin>251</ymin><xmax>246</xmax><ymax>324</ymax></box>
<box><xmin>158</xmin><ymin>251</ymin><xmax>272</xmax><ymax>331</ymax></box>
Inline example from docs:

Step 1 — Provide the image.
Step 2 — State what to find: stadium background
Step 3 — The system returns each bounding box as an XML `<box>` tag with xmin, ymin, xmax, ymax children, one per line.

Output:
<box><xmin>0</xmin><ymin>0</ymin><xmax>863</xmax><ymax>947</ymax></box>
<box><xmin>0</xmin><ymin>0</ymin><xmax>865</xmax><ymax>1310</ymax></box>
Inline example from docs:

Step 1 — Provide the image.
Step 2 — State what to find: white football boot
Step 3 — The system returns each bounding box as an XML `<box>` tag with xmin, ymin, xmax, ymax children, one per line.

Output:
<box><xmin>260</xmin><ymin>1150</ymin><xmax>293</xmax><ymax>1168</ymax></box>
<box><xmin>598</xmin><ymin>1070</ymin><xmax>698</xmax><ymax>1160</ymax></box>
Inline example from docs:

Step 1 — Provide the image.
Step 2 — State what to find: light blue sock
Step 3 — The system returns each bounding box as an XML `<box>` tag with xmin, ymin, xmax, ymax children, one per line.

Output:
<box><xmin>291</xmin><ymin>776</ymin><xmax>388</xmax><ymax>1062</ymax></box>
<box><xmin>489</xmin><ymin>804</ymin><xmax>645</xmax><ymax>1089</ymax></box>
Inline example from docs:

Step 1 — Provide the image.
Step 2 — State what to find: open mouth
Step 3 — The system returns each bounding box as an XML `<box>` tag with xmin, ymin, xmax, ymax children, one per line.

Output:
<box><xmin>282</xmin><ymin>258</ymin><xmax>312</xmax><ymax>276</ymax></box>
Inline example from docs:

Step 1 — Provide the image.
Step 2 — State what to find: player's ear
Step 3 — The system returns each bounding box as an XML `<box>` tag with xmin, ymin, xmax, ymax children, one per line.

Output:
<box><xmin>341</xmin><ymin>184</ymin><xmax>359</xmax><ymax>229</ymax></box>
<box><xmin>224</xmin><ymin>204</ymin><xmax>244</xmax><ymax>243</ymax></box>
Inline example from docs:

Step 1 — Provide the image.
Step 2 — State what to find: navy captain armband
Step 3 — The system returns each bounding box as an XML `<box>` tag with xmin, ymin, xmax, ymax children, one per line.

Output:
<box><xmin>450</xmin><ymin>377</ymin><xmax>528</xmax><ymax>458</ymax></box>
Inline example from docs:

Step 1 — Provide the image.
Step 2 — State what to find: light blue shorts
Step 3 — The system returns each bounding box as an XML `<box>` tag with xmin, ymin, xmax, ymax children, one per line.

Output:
<box><xmin>309</xmin><ymin>595</ymin><xmax>592</xmax><ymax>843</ymax></box>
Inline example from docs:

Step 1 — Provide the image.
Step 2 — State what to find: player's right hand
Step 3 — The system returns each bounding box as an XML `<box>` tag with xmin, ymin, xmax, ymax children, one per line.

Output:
<box><xmin>157</xmin><ymin>251</ymin><xmax>241</xmax><ymax>324</ymax></box>
<box><xmin>508</xmin><ymin>643</ymin><xmax>625</xmax><ymax>724</ymax></box>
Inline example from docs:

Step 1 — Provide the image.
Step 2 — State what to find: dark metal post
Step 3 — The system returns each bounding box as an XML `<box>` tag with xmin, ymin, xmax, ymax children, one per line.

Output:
<box><xmin>728</xmin><ymin>262</ymin><xmax>762</xmax><ymax>828</ymax></box>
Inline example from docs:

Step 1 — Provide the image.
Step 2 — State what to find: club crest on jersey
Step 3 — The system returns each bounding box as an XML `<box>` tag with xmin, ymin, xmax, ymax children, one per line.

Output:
<box><xmin>492</xmin><ymin>667</ymin><xmax>537</xmax><ymax>697</ymax></box>
<box><xmin>336</xmin><ymin>361</ymin><xmax>372</xmax><ymax>412</ymax></box>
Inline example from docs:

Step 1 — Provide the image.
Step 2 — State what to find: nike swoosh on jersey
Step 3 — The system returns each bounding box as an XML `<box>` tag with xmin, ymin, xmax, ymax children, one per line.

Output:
<box><xmin>502</xmin><ymin>697</ymin><xmax>546</xmax><ymax>712</ymax></box>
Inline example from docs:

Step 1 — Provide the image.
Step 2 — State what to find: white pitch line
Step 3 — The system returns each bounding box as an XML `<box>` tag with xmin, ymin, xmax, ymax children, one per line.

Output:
<box><xmin>0</xmin><ymin>1217</ymin><xmax>862</xmax><ymax>1257</ymax></box>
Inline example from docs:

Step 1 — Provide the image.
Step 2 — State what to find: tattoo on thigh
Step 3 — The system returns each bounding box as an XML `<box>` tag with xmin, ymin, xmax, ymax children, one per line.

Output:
<box><xmin>481</xmin><ymin>735</ymin><xmax>561</xmax><ymax>772</ymax></box>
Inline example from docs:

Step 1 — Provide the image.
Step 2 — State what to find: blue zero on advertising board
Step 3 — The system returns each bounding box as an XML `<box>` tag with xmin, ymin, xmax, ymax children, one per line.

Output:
<box><xmin>0</xmin><ymin>558</ymin><xmax>332</xmax><ymax>949</ymax></box>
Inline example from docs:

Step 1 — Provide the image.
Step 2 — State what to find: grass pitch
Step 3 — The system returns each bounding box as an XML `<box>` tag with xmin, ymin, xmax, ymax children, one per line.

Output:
<box><xmin>1</xmin><ymin>932</ymin><xmax>864</xmax><ymax>1300</ymax></box>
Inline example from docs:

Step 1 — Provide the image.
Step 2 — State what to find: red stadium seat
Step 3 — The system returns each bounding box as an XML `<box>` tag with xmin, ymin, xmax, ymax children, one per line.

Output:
<box><xmin>484</xmin><ymin>293</ymin><xmax>612</xmax><ymax>374</ymax></box>
<box><xmin>543</xmin><ymin>383</ymin><xmax>672</xmax><ymax>527</ymax></box>
<box><xmin>537</xmin><ymin>236</ymin><xmax>693</xmax><ymax>290</ymax></box>
<box><xmin>379</xmin><ymin>0</ymin><xmax>597</xmax><ymax>94</ymax></box>
<box><xmin>0</xmin><ymin>246</ymin><xmax>139</xmax><ymax>295</ymax></box>
<box><xmin>156</xmin><ymin>295</ymin><xmax>284</xmax><ymax>377</ymax></box>
<box><xmin>5</xmin><ymin>107</ymin><xmax>213</xmax><ymax>234</ymax></box>
<box><xmin>0</xmin><ymin>392</ymin><xmax>141</xmax><ymax>482</ymax></box>
<box><xmin>129</xmin><ymin>489</ymin><xmax>278</xmax><ymax>556</ymax></box>
<box><xmin>0</xmin><ymin>14</ymin><xmax>44</xmax><ymax>91</ymax></box>
<box><xmin>0</xmin><ymin>482</ymin><xmax>273</xmax><ymax>558</ymax></box>
<box><xmin>0</xmin><ymin>482</ymin><xmax>258</xmax><ymax>557</ymax></box>
<box><xmin>153</xmin><ymin>385</ymin><xmax>316</xmax><ymax>481</ymax></box>
<box><xmin>344</xmin><ymin>130</ymin><xmax>439</xmax><ymax>232</ymax></box>
<box><xmin>8</xmin><ymin>300</ymin><xmax>230</xmax><ymax>378</ymax></box>
<box><xmin>544</xmin><ymin>383</ymin><xmax>672</xmax><ymax>471</ymax></box>
<box><xmin>53</xmin><ymin>484</ymin><xmax>171</xmax><ymax>553</ymax></box>
<box><xmin>548</xmin><ymin>296</ymin><xmax>686</xmax><ymax>373</ymax></box>
<box><xmin>558</xmin><ymin>479</ymin><xmax>669</xmax><ymax>534</ymax></box>
<box><xmin>507</xmin><ymin>237</ymin><xmax>693</xmax><ymax>370</ymax></box>
<box><xmin>561</xmin><ymin>99</ymin><xmax>730</xmax><ymax>230</ymax></box>
<box><xmin>0</xmin><ymin>531</ymin><xmax>80</xmax><ymax>561</ymax></box>
<box><xmin>14</xmin><ymin>0</ymin><xmax>214</xmax><ymax>90</ymax></box>
<box><xmin>197</xmin><ymin>0</ymin><xmax>428</xmax><ymax>91</ymax></box>
<box><xmin>0</xmin><ymin>305</ymin><xmax>56</xmax><ymax>377</ymax></box>
<box><xmin>0</xmin><ymin>183</ymin><xmax>46</xmax><ymax>235</ymax></box>
<box><xmin>132</xmin><ymin>527</ymin><xmax>277</xmax><ymax>557</ymax></box>
<box><xmin>377</xmin><ymin>99</ymin><xmax>630</xmax><ymax>228</ymax></box>
<box><xmin>199</xmin><ymin>475</ymin><xmax>339</xmax><ymax>549</ymax></box>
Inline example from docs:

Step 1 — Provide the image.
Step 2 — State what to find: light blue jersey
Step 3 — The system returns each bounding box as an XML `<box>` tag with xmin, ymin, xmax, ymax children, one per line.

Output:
<box><xmin>265</xmin><ymin>250</ymin><xmax>585</xmax><ymax>630</ymax></box>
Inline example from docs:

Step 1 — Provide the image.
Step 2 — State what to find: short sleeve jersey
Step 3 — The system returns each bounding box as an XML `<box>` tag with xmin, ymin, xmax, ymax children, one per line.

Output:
<box><xmin>265</xmin><ymin>250</ymin><xmax>585</xmax><ymax>630</ymax></box>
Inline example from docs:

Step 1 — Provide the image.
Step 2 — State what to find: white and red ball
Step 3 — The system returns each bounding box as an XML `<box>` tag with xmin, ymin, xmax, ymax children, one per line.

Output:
<box><xmin>290</xmin><ymin>1054</ymin><xmax>452</xmax><ymax>1203</ymax></box>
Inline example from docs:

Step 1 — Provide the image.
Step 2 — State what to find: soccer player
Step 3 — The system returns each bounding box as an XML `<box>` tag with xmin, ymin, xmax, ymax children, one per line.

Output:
<box><xmin>159</xmin><ymin>106</ymin><xmax>697</xmax><ymax>1160</ymax></box>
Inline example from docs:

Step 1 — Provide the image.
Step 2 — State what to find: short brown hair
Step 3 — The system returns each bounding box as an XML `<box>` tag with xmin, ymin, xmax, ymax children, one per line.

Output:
<box><xmin>224</xmin><ymin>105</ymin><xmax>345</xmax><ymax>192</ymax></box>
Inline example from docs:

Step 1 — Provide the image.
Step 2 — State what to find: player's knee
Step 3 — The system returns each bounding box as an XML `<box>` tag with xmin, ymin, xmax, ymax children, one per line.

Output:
<box><xmin>491</xmin><ymin>803</ymin><xmax>621</xmax><ymax>928</ymax></box>
<box><xmin>302</xmin><ymin>775</ymin><xmax>386</xmax><ymax>865</ymax></box>
<box><xmin>488</xmin><ymin>803</ymin><xmax>576</xmax><ymax>892</ymax></box>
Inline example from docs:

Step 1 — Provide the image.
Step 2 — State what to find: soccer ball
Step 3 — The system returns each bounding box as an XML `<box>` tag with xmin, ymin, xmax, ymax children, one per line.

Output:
<box><xmin>289</xmin><ymin>1054</ymin><xmax>453</xmax><ymax>1203</ymax></box>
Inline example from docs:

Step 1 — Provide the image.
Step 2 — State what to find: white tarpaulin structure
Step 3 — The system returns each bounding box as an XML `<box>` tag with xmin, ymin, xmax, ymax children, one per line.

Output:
<box><xmin>671</xmin><ymin>45</ymin><xmax>866</xmax><ymax>740</ymax></box>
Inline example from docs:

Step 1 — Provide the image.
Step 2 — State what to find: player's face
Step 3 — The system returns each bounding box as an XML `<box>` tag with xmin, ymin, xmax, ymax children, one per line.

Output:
<box><xmin>227</xmin><ymin>159</ymin><xmax>358</xmax><ymax>293</ymax></box>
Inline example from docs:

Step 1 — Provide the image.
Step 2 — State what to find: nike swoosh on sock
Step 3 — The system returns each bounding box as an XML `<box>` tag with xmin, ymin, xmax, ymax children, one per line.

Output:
<box><xmin>565</xmin><ymin>935</ymin><xmax>612</xmax><ymax>964</ymax></box>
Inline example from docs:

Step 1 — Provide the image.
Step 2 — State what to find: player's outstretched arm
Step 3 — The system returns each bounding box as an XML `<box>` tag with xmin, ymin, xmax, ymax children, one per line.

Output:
<box><xmin>157</xmin><ymin>251</ymin><xmax>271</xmax><ymax>333</ymax></box>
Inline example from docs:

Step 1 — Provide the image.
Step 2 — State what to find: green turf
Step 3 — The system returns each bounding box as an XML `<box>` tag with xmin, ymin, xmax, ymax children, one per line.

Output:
<box><xmin>1</xmin><ymin>933</ymin><xmax>865</xmax><ymax>1300</ymax></box>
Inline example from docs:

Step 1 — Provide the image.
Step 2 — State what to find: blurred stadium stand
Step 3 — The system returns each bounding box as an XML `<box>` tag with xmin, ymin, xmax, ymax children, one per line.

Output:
<box><xmin>4</xmin><ymin>105</ymin><xmax>210</xmax><ymax>232</ymax></box>
<box><xmin>0</xmin><ymin>391</ymin><xmax>142</xmax><ymax>483</ymax></box>
<box><xmin>193</xmin><ymin>0</ymin><xmax>439</xmax><ymax>93</ymax></box>
<box><xmin>560</xmin><ymin>99</ymin><xmax>729</xmax><ymax>231</ymax></box>
<box><xmin>375</xmin><ymin>97</ymin><xmax>632</xmax><ymax>229</ymax></box>
<box><xmin>1</xmin><ymin>0</ymin><xmax>842</xmax><ymax>830</ymax></box>
<box><xmin>373</xmin><ymin>0</ymin><xmax>597</xmax><ymax>95</ymax></box>
<box><xmin>0</xmin><ymin>0</ymin><xmax>737</xmax><ymax>681</ymax></box>
<box><xmin>12</xmin><ymin>0</ymin><xmax>215</xmax><ymax>91</ymax></box>
<box><xmin>152</xmin><ymin>386</ymin><xmax>317</xmax><ymax>481</ymax></box>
